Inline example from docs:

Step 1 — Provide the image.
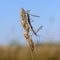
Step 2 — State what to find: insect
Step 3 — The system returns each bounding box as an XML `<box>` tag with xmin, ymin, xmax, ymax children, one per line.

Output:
<box><xmin>25</xmin><ymin>10</ymin><xmax>43</xmax><ymax>37</ymax></box>
<box><xmin>26</xmin><ymin>11</ymin><xmax>38</xmax><ymax>36</ymax></box>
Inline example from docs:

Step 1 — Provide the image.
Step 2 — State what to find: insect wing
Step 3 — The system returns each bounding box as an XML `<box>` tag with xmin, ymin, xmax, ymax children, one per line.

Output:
<box><xmin>37</xmin><ymin>26</ymin><xmax>43</xmax><ymax>33</ymax></box>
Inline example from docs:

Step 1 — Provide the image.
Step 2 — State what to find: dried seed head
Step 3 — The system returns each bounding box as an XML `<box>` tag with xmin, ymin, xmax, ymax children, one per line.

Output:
<box><xmin>20</xmin><ymin>8</ymin><xmax>25</xmax><ymax>17</ymax></box>
<box><xmin>24</xmin><ymin>31</ymin><xmax>29</xmax><ymax>39</ymax></box>
<box><xmin>20</xmin><ymin>8</ymin><xmax>34</xmax><ymax>52</ymax></box>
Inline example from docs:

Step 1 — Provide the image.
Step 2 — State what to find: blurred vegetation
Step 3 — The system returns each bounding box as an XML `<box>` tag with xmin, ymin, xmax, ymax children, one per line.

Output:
<box><xmin>0</xmin><ymin>43</ymin><xmax>60</xmax><ymax>60</ymax></box>
<box><xmin>8</xmin><ymin>40</ymin><xmax>20</xmax><ymax>46</ymax></box>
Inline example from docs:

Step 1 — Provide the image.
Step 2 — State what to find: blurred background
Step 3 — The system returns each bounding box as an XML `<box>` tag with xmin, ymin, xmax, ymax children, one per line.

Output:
<box><xmin>0</xmin><ymin>0</ymin><xmax>60</xmax><ymax>60</ymax></box>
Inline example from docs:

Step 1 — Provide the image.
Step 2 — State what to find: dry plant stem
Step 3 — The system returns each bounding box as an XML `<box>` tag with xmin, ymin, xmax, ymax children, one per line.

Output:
<box><xmin>20</xmin><ymin>8</ymin><xmax>34</xmax><ymax>51</ymax></box>
<box><xmin>31</xmin><ymin>51</ymin><xmax>34</xmax><ymax>60</ymax></box>
<box><xmin>20</xmin><ymin>8</ymin><xmax>34</xmax><ymax>60</ymax></box>
<box><xmin>29</xmin><ymin>46</ymin><xmax>34</xmax><ymax>60</ymax></box>
<box><xmin>24</xmin><ymin>31</ymin><xmax>34</xmax><ymax>51</ymax></box>
<box><xmin>24</xmin><ymin>31</ymin><xmax>34</xmax><ymax>60</ymax></box>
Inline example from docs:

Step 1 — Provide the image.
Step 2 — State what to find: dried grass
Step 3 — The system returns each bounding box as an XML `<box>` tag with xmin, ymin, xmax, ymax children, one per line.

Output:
<box><xmin>20</xmin><ymin>8</ymin><xmax>34</xmax><ymax>52</ymax></box>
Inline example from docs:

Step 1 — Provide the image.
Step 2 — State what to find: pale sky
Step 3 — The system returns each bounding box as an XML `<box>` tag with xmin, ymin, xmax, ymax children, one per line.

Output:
<box><xmin>0</xmin><ymin>0</ymin><xmax>60</xmax><ymax>45</ymax></box>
